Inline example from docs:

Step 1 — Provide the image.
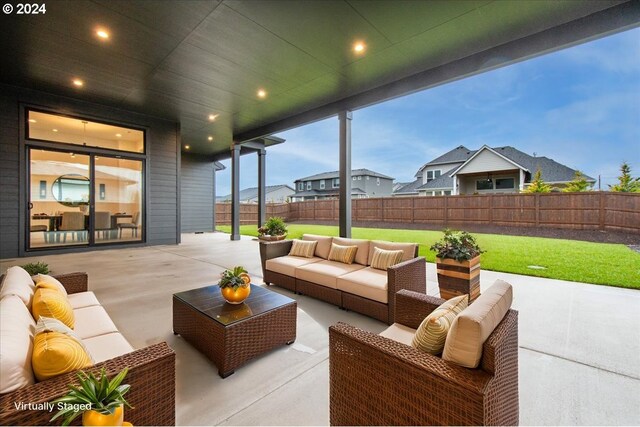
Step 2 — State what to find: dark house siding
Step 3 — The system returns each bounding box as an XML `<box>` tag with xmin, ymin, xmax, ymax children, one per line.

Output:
<box><xmin>181</xmin><ymin>153</ymin><xmax>214</xmax><ymax>233</ymax></box>
<box><xmin>0</xmin><ymin>84</ymin><xmax>179</xmax><ymax>259</ymax></box>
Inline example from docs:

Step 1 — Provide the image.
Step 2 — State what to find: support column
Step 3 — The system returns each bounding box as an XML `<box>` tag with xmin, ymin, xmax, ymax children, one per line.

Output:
<box><xmin>519</xmin><ymin>169</ymin><xmax>525</xmax><ymax>192</ymax></box>
<box><xmin>452</xmin><ymin>175</ymin><xmax>458</xmax><ymax>195</ymax></box>
<box><xmin>230</xmin><ymin>144</ymin><xmax>241</xmax><ymax>241</ymax></box>
<box><xmin>257</xmin><ymin>149</ymin><xmax>266</xmax><ymax>227</ymax></box>
<box><xmin>339</xmin><ymin>111</ymin><xmax>352</xmax><ymax>238</ymax></box>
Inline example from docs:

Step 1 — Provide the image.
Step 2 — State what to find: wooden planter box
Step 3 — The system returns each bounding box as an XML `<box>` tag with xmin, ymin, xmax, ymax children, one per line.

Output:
<box><xmin>258</xmin><ymin>234</ymin><xmax>286</xmax><ymax>241</ymax></box>
<box><xmin>436</xmin><ymin>256</ymin><xmax>481</xmax><ymax>303</ymax></box>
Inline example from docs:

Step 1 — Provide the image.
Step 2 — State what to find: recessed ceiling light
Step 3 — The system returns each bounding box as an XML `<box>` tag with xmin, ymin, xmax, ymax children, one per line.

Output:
<box><xmin>72</xmin><ymin>79</ymin><xmax>84</xmax><ymax>87</ymax></box>
<box><xmin>28</xmin><ymin>119</ymin><xmax>36</xmax><ymax>123</ymax></box>
<box><xmin>115</xmin><ymin>133</ymin><xmax>122</xmax><ymax>137</ymax></box>
<box><xmin>96</xmin><ymin>29</ymin><xmax>110</xmax><ymax>40</ymax></box>
<box><xmin>185</xmin><ymin>145</ymin><xmax>190</xmax><ymax>150</ymax></box>
<box><xmin>257</xmin><ymin>89</ymin><xmax>267</xmax><ymax>99</ymax></box>
<box><xmin>208</xmin><ymin>136</ymin><xmax>213</xmax><ymax>141</ymax></box>
<box><xmin>70</xmin><ymin>153</ymin><xmax>75</xmax><ymax>158</ymax></box>
<box><xmin>52</xmin><ymin>129</ymin><xmax>58</xmax><ymax>132</ymax></box>
<box><xmin>208</xmin><ymin>114</ymin><xmax>218</xmax><ymax>121</ymax></box>
<box><xmin>353</xmin><ymin>41</ymin><xmax>366</xmax><ymax>54</ymax></box>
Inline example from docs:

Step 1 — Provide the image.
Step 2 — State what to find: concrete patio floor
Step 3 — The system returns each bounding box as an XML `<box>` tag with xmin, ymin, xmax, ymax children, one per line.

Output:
<box><xmin>2</xmin><ymin>232</ymin><xmax>639</xmax><ymax>426</ymax></box>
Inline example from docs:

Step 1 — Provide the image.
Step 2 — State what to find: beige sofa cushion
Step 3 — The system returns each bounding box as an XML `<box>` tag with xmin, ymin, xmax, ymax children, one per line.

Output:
<box><xmin>412</xmin><ymin>295</ymin><xmax>468</xmax><ymax>355</ymax></box>
<box><xmin>67</xmin><ymin>291</ymin><xmax>101</xmax><ymax>309</ymax></box>
<box><xmin>83</xmin><ymin>333</ymin><xmax>134</xmax><ymax>363</ymax></box>
<box><xmin>337</xmin><ymin>267</ymin><xmax>388</xmax><ymax>303</ymax></box>
<box><xmin>302</xmin><ymin>234</ymin><xmax>333</xmax><ymax>259</ymax></box>
<box><xmin>266</xmin><ymin>255</ymin><xmax>323</xmax><ymax>277</ymax></box>
<box><xmin>368</xmin><ymin>240</ymin><xmax>417</xmax><ymax>263</ymax></box>
<box><xmin>443</xmin><ymin>280</ymin><xmax>513</xmax><ymax>368</ymax></box>
<box><xmin>0</xmin><ymin>295</ymin><xmax>35</xmax><ymax>393</ymax></box>
<box><xmin>73</xmin><ymin>306</ymin><xmax>119</xmax><ymax>339</ymax></box>
<box><xmin>379</xmin><ymin>323</ymin><xmax>416</xmax><ymax>346</ymax></box>
<box><xmin>296</xmin><ymin>260</ymin><xmax>365</xmax><ymax>289</ymax></box>
<box><xmin>0</xmin><ymin>266</ymin><xmax>36</xmax><ymax>309</ymax></box>
<box><xmin>289</xmin><ymin>239</ymin><xmax>317</xmax><ymax>258</ymax></box>
<box><xmin>370</xmin><ymin>247</ymin><xmax>404</xmax><ymax>271</ymax></box>
<box><xmin>332</xmin><ymin>237</ymin><xmax>370</xmax><ymax>265</ymax></box>
<box><xmin>327</xmin><ymin>243</ymin><xmax>358</xmax><ymax>265</ymax></box>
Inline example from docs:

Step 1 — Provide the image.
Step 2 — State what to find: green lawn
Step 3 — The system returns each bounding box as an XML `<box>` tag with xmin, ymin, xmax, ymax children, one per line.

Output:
<box><xmin>216</xmin><ymin>224</ymin><xmax>640</xmax><ymax>289</ymax></box>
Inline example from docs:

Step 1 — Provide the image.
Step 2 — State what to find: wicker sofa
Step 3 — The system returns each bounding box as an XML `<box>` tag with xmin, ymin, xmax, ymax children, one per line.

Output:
<box><xmin>0</xmin><ymin>269</ymin><xmax>175</xmax><ymax>426</ymax></box>
<box><xmin>260</xmin><ymin>235</ymin><xmax>426</xmax><ymax>324</ymax></box>
<box><xmin>329</xmin><ymin>289</ymin><xmax>519</xmax><ymax>426</ymax></box>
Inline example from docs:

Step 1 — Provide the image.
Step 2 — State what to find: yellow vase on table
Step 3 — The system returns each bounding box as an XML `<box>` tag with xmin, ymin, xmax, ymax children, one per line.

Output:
<box><xmin>220</xmin><ymin>272</ymin><xmax>251</xmax><ymax>304</ymax></box>
<box><xmin>82</xmin><ymin>405</ymin><xmax>124</xmax><ymax>426</ymax></box>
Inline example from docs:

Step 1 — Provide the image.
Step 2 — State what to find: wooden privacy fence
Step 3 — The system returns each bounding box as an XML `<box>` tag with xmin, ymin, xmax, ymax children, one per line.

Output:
<box><xmin>215</xmin><ymin>192</ymin><xmax>640</xmax><ymax>234</ymax></box>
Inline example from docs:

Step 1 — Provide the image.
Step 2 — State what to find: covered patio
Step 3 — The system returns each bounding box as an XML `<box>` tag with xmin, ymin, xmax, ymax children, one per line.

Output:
<box><xmin>1</xmin><ymin>232</ymin><xmax>637</xmax><ymax>425</ymax></box>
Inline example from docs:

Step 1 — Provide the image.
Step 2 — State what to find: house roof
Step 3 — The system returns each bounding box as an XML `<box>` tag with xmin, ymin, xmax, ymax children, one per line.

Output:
<box><xmin>218</xmin><ymin>184</ymin><xmax>294</xmax><ymax>201</ymax></box>
<box><xmin>417</xmin><ymin>166</ymin><xmax>459</xmax><ymax>190</ymax></box>
<box><xmin>293</xmin><ymin>187</ymin><xmax>367</xmax><ymax>197</ymax></box>
<box><xmin>449</xmin><ymin>145</ymin><xmax>529</xmax><ymax>176</ymax></box>
<box><xmin>414</xmin><ymin>145</ymin><xmax>474</xmax><ymax>177</ymax></box>
<box><xmin>294</xmin><ymin>168</ymin><xmax>394</xmax><ymax>182</ymax></box>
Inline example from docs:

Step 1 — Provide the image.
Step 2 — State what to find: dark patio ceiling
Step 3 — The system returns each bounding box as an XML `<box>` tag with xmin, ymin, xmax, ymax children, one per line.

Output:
<box><xmin>0</xmin><ymin>0</ymin><xmax>638</xmax><ymax>156</ymax></box>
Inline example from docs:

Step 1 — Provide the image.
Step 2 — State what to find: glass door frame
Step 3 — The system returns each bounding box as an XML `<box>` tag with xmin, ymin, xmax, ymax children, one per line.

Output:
<box><xmin>21</xmin><ymin>106</ymin><xmax>148</xmax><ymax>254</ymax></box>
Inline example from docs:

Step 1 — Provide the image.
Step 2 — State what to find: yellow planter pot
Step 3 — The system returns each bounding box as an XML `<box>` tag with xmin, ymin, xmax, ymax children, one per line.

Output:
<box><xmin>82</xmin><ymin>405</ymin><xmax>124</xmax><ymax>426</ymax></box>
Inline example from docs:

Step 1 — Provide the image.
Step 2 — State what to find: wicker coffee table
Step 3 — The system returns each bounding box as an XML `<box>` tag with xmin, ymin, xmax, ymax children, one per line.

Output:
<box><xmin>172</xmin><ymin>284</ymin><xmax>296</xmax><ymax>378</ymax></box>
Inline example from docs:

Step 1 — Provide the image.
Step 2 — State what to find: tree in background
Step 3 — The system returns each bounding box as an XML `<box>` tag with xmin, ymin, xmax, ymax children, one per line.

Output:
<box><xmin>609</xmin><ymin>162</ymin><xmax>640</xmax><ymax>193</ymax></box>
<box><xmin>523</xmin><ymin>168</ymin><xmax>551</xmax><ymax>193</ymax></box>
<box><xmin>563</xmin><ymin>170</ymin><xmax>592</xmax><ymax>192</ymax></box>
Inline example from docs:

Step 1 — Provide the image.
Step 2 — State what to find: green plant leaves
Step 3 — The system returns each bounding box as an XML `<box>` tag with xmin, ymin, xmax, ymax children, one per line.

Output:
<box><xmin>430</xmin><ymin>229</ymin><xmax>484</xmax><ymax>261</ymax></box>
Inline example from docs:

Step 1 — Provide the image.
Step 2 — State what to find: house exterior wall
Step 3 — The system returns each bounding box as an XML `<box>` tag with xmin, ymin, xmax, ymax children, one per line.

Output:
<box><xmin>458</xmin><ymin>172</ymin><xmax>520</xmax><ymax>195</ymax></box>
<box><xmin>456</xmin><ymin>149</ymin><xmax>516</xmax><ymax>174</ymax></box>
<box><xmin>420</xmin><ymin>162</ymin><xmax>462</xmax><ymax>185</ymax></box>
<box><xmin>247</xmin><ymin>187</ymin><xmax>294</xmax><ymax>203</ymax></box>
<box><xmin>0</xmin><ymin>84</ymin><xmax>180</xmax><ymax>259</ymax></box>
<box><xmin>181</xmin><ymin>153</ymin><xmax>214</xmax><ymax>233</ymax></box>
<box><xmin>293</xmin><ymin>175</ymin><xmax>393</xmax><ymax>200</ymax></box>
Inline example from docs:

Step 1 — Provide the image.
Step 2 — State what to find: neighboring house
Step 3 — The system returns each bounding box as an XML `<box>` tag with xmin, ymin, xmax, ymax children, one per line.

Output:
<box><xmin>394</xmin><ymin>145</ymin><xmax>595</xmax><ymax>196</ymax></box>
<box><xmin>218</xmin><ymin>184</ymin><xmax>295</xmax><ymax>204</ymax></box>
<box><xmin>292</xmin><ymin>169</ymin><xmax>394</xmax><ymax>201</ymax></box>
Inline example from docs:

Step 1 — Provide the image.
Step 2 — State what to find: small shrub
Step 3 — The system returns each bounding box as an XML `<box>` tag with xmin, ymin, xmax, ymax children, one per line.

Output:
<box><xmin>430</xmin><ymin>229</ymin><xmax>484</xmax><ymax>262</ymax></box>
<box><xmin>21</xmin><ymin>262</ymin><xmax>49</xmax><ymax>275</ymax></box>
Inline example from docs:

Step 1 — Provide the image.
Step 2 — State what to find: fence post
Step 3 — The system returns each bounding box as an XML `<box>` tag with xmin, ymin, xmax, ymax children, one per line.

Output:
<box><xmin>443</xmin><ymin>196</ymin><xmax>448</xmax><ymax>227</ymax></box>
<box><xmin>488</xmin><ymin>195</ymin><xmax>493</xmax><ymax>225</ymax></box>
<box><xmin>535</xmin><ymin>194</ymin><xmax>540</xmax><ymax>226</ymax></box>
<box><xmin>411</xmin><ymin>197</ymin><xmax>415</xmax><ymax>224</ymax></box>
<box><xmin>599</xmin><ymin>192</ymin><xmax>605</xmax><ymax>231</ymax></box>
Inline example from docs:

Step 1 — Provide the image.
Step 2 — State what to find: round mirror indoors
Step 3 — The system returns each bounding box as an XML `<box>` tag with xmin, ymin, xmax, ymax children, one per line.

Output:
<box><xmin>51</xmin><ymin>174</ymin><xmax>90</xmax><ymax>207</ymax></box>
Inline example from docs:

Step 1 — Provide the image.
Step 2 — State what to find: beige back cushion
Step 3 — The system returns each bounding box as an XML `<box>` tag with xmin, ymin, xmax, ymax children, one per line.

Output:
<box><xmin>332</xmin><ymin>237</ymin><xmax>370</xmax><ymax>265</ymax></box>
<box><xmin>442</xmin><ymin>280</ymin><xmax>513</xmax><ymax>368</ymax></box>
<box><xmin>289</xmin><ymin>239</ymin><xmax>318</xmax><ymax>258</ymax></box>
<box><xmin>302</xmin><ymin>234</ymin><xmax>333</xmax><ymax>259</ymax></box>
<box><xmin>0</xmin><ymin>266</ymin><xmax>36</xmax><ymax>309</ymax></box>
<box><xmin>0</xmin><ymin>295</ymin><xmax>36</xmax><ymax>393</ymax></box>
<box><xmin>368</xmin><ymin>240</ymin><xmax>417</xmax><ymax>264</ymax></box>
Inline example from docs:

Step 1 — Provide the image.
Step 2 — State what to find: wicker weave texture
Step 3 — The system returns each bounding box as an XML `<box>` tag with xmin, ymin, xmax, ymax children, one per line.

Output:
<box><xmin>264</xmin><ymin>270</ymin><xmax>297</xmax><ymax>292</ymax></box>
<box><xmin>296</xmin><ymin>279</ymin><xmax>342</xmax><ymax>306</ymax></box>
<box><xmin>173</xmin><ymin>296</ymin><xmax>296</xmax><ymax>377</ymax></box>
<box><xmin>259</xmin><ymin>240</ymin><xmax>293</xmax><ymax>278</ymax></box>
<box><xmin>0</xmin><ymin>342</ymin><xmax>176</xmax><ymax>426</ymax></box>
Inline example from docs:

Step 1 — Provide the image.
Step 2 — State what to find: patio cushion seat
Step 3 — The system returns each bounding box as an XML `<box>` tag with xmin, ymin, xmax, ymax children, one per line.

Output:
<box><xmin>379</xmin><ymin>323</ymin><xmax>416</xmax><ymax>346</ymax></box>
<box><xmin>368</xmin><ymin>240</ymin><xmax>418</xmax><ymax>263</ymax></box>
<box><xmin>266</xmin><ymin>255</ymin><xmax>324</xmax><ymax>277</ymax></box>
<box><xmin>72</xmin><ymin>306</ymin><xmax>118</xmax><ymax>339</ymax></box>
<box><xmin>67</xmin><ymin>291</ymin><xmax>101</xmax><ymax>309</ymax></box>
<box><xmin>82</xmin><ymin>333</ymin><xmax>134</xmax><ymax>363</ymax></box>
<box><xmin>0</xmin><ymin>266</ymin><xmax>36</xmax><ymax>309</ymax></box>
<box><xmin>337</xmin><ymin>267</ymin><xmax>388</xmax><ymax>303</ymax></box>
<box><xmin>296</xmin><ymin>260</ymin><xmax>365</xmax><ymax>289</ymax></box>
<box><xmin>302</xmin><ymin>234</ymin><xmax>333</xmax><ymax>259</ymax></box>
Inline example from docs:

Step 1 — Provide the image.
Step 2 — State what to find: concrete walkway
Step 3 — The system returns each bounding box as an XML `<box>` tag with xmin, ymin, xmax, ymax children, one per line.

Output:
<box><xmin>2</xmin><ymin>232</ymin><xmax>639</xmax><ymax>425</ymax></box>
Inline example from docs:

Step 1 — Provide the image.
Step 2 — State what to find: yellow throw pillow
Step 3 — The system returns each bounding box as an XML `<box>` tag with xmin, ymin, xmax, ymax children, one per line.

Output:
<box><xmin>289</xmin><ymin>239</ymin><xmax>318</xmax><ymax>258</ymax></box>
<box><xmin>328</xmin><ymin>243</ymin><xmax>358</xmax><ymax>265</ymax></box>
<box><xmin>34</xmin><ymin>274</ymin><xmax>67</xmax><ymax>296</ymax></box>
<box><xmin>32</xmin><ymin>331</ymin><xmax>92</xmax><ymax>381</ymax></box>
<box><xmin>412</xmin><ymin>295</ymin><xmax>468</xmax><ymax>355</ymax></box>
<box><xmin>31</xmin><ymin>288</ymin><xmax>75</xmax><ymax>329</ymax></box>
<box><xmin>370</xmin><ymin>247</ymin><xmax>404</xmax><ymax>270</ymax></box>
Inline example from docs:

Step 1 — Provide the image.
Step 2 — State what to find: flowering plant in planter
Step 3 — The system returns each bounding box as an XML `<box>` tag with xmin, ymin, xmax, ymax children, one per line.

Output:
<box><xmin>430</xmin><ymin>229</ymin><xmax>484</xmax><ymax>262</ymax></box>
<box><xmin>258</xmin><ymin>217</ymin><xmax>287</xmax><ymax>240</ymax></box>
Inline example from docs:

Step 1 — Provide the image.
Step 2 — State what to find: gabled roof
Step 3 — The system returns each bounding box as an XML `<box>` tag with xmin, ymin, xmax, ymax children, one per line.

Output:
<box><xmin>392</xmin><ymin>180</ymin><xmax>422</xmax><ymax>195</ymax></box>
<box><xmin>417</xmin><ymin>166</ymin><xmax>459</xmax><ymax>190</ymax></box>
<box><xmin>414</xmin><ymin>145</ymin><xmax>474</xmax><ymax>177</ymax></box>
<box><xmin>449</xmin><ymin>145</ymin><xmax>529</xmax><ymax>176</ymax></box>
<box><xmin>295</xmin><ymin>168</ymin><xmax>394</xmax><ymax>182</ymax></box>
<box><xmin>218</xmin><ymin>184</ymin><xmax>294</xmax><ymax>201</ymax></box>
<box><xmin>293</xmin><ymin>187</ymin><xmax>366</xmax><ymax>197</ymax></box>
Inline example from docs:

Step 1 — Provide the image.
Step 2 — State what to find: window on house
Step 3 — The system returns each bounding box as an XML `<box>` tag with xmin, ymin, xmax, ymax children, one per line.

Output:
<box><xmin>357</xmin><ymin>176</ymin><xmax>362</xmax><ymax>180</ymax></box>
<box><xmin>495</xmin><ymin>178</ymin><xmax>515</xmax><ymax>189</ymax></box>
<box><xmin>320</xmin><ymin>179</ymin><xmax>325</xmax><ymax>189</ymax></box>
<box><xmin>376</xmin><ymin>177</ymin><xmax>380</xmax><ymax>186</ymax></box>
<box><xmin>435</xmin><ymin>170</ymin><xmax>441</xmax><ymax>178</ymax></box>
<box><xmin>298</xmin><ymin>182</ymin><xmax>304</xmax><ymax>191</ymax></box>
<box><xmin>366</xmin><ymin>176</ymin><xmax>370</xmax><ymax>180</ymax></box>
<box><xmin>306</xmin><ymin>181</ymin><xmax>312</xmax><ymax>190</ymax></box>
<box><xmin>426</xmin><ymin>170</ymin><xmax>442</xmax><ymax>182</ymax></box>
<box><xmin>333</xmin><ymin>178</ymin><xmax>339</xmax><ymax>188</ymax></box>
<box><xmin>476</xmin><ymin>180</ymin><xmax>493</xmax><ymax>191</ymax></box>
<box><xmin>444</xmin><ymin>190</ymin><xmax>451</xmax><ymax>196</ymax></box>
<box><xmin>352</xmin><ymin>176</ymin><xmax>356</xmax><ymax>180</ymax></box>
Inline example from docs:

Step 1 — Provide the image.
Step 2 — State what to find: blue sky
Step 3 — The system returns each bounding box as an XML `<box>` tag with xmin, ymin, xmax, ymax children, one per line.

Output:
<box><xmin>217</xmin><ymin>28</ymin><xmax>640</xmax><ymax>195</ymax></box>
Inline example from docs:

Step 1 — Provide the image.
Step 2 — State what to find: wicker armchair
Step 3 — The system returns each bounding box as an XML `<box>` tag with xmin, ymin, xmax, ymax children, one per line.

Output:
<box><xmin>329</xmin><ymin>290</ymin><xmax>519</xmax><ymax>426</ymax></box>
<box><xmin>0</xmin><ymin>273</ymin><xmax>176</xmax><ymax>426</ymax></box>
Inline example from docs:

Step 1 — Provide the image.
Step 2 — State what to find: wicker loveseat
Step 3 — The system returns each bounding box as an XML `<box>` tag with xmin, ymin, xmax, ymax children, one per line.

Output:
<box><xmin>329</xmin><ymin>289</ymin><xmax>519</xmax><ymax>426</ymax></box>
<box><xmin>0</xmin><ymin>269</ymin><xmax>175</xmax><ymax>426</ymax></box>
<box><xmin>260</xmin><ymin>235</ymin><xmax>426</xmax><ymax>324</ymax></box>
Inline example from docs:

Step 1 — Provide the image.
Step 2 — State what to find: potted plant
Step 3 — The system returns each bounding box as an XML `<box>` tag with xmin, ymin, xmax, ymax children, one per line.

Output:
<box><xmin>21</xmin><ymin>261</ymin><xmax>50</xmax><ymax>275</ymax></box>
<box><xmin>50</xmin><ymin>367</ymin><xmax>132</xmax><ymax>426</ymax></box>
<box><xmin>430</xmin><ymin>229</ymin><xmax>484</xmax><ymax>303</ymax></box>
<box><xmin>258</xmin><ymin>216</ymin><xmax>287</xmax><ymax>241</ymax></box>
<box><xmin>219</xmin><ymin>266</ymin><xmax>251</xmax><ymax>304</ymax></box>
